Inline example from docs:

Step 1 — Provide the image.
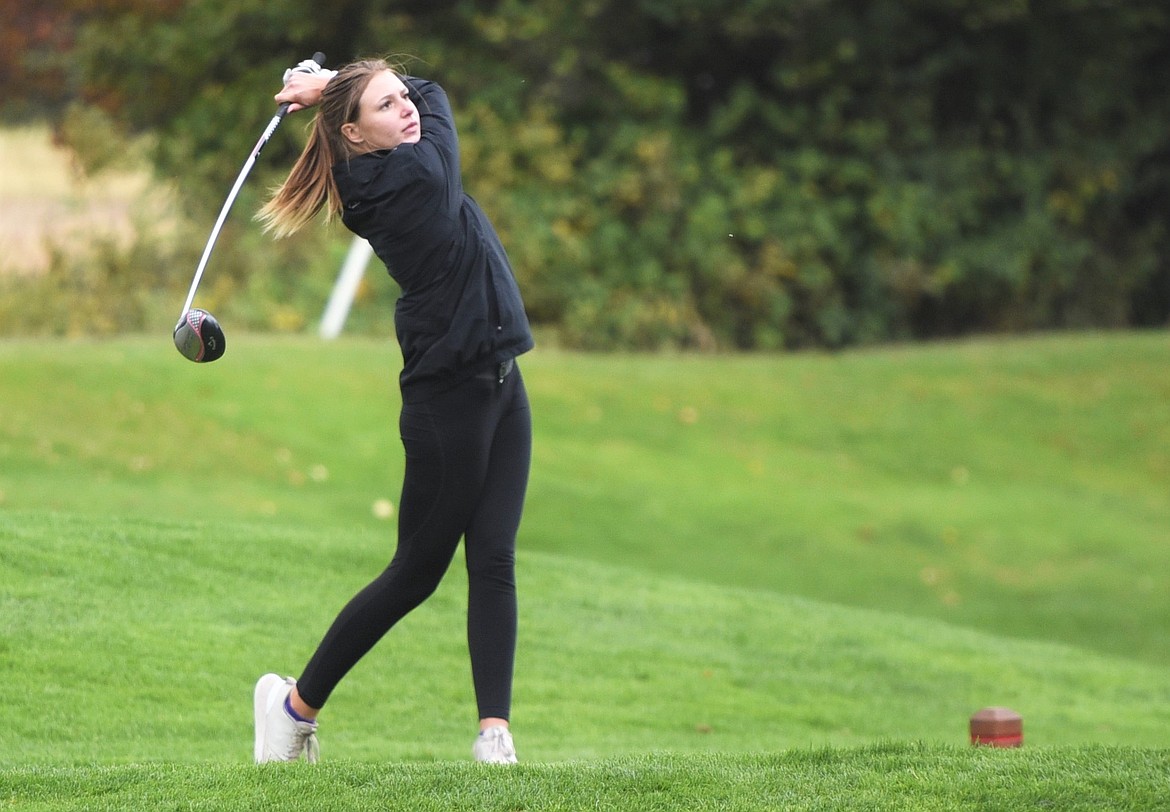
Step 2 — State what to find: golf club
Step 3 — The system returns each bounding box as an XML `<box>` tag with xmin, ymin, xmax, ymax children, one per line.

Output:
<box><xmin>174</xmin><ymin>51</ymin><xmax>327</xmax><ymax>363</ymax></box>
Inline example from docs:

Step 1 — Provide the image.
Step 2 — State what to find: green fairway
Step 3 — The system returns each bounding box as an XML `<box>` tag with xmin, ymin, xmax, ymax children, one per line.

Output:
<box><xmin>4</xmin><ymin>509</ymin><xmax>1169</xmax><ymax>765</ymax></box>
<box><xmin>1</xmin><ymin>331</ymin><xmax>1167</xmax><ymax>663</ymax></box>
<box><xmin>1</xmin><ymin>332</ymin><xmax>1167</xmax><ymax>809</ymax></box>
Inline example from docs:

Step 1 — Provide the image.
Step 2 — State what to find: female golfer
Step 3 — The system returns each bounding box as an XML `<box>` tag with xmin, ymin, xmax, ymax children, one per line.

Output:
<box><xmin>251</xmin><ymin>57</ymin><xmax>534</xmax><ymax>765</ymax></box>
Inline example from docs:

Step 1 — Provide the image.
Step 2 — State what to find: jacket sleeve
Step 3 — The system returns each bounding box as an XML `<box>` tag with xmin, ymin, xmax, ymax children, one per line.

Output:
<box><xmin>403</xmin><ymin>76</ymin><xmax>460</xmax><ymax>177</ymax></box>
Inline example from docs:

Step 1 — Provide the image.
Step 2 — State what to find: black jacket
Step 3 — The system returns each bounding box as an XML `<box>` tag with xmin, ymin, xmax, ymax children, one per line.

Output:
<box><xmin>334</xmin><ymin>76</ymin><xmax>534</xmax><ymax>402</ymax></box>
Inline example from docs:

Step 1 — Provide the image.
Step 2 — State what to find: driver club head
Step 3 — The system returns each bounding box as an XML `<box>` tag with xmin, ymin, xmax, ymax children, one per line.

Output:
<box><xmin>173</xmin><ymin>308</ymin><xmax>226</xmax><ymax>363</ymax></box>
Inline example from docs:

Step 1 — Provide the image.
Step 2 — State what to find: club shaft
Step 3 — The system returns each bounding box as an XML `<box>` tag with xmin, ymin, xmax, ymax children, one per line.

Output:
<box><xmin>179</xmin><ymin>105</ymin><xmax>290</xmax><ymax>320</ymax></box>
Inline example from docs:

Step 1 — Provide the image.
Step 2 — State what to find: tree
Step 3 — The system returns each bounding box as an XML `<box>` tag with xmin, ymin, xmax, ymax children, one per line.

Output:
<box><xmin>19</xmin><ymin>0</ymin><xmax>1170</xmax><ymax>347</ymax></box>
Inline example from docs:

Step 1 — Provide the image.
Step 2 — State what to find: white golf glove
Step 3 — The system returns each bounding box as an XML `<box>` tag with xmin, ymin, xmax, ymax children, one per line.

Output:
<box><xmin>283</xmin><ymin>58</ymin><xmax>337</xmax><ymax>84</ymax></box>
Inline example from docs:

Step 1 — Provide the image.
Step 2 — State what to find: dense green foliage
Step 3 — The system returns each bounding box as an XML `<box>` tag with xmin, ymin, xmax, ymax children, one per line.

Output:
<box><xmin>13</xmin><ymin>0</ymin><xmax>1170</xmax><ymax>348</ymax></box>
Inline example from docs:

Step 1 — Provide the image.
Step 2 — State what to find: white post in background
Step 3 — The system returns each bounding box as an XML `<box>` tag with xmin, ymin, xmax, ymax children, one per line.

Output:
<box><xmin>319</xmin><ymin>236</ymin><xmax>375</xmax><ymax>339</ymax></box>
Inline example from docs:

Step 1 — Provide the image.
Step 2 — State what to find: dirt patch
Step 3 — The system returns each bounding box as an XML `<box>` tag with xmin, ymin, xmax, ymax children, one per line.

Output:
<box><xmin>0</xmin><ymin>126</ymin><xmax>152</xmax><ymax>274</ymax></box>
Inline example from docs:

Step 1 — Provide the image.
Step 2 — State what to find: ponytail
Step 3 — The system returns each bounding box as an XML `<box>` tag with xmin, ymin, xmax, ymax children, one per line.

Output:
<box><xmin>256</xmin><ymin>115</ymin><xmax>340</xmax><ymax>238</ymax></box>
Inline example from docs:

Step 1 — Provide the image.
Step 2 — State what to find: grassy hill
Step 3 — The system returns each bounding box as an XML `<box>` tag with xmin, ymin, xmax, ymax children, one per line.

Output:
<box><xmin>1</xmin><ymin>331</ymin><xmax>1167</xmax><ymax>663</ymax></box>
<box><xmin>1</xmin><ymin>332</ymin><xmax>1168</xmax><ymax>809</ymax></box>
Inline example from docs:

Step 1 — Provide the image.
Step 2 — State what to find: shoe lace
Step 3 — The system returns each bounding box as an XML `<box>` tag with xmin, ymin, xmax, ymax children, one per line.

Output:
<box><xmin>303</xmin><ymin>730</ymin><xmax>320</xmax><ymax>764</ymax></box>
<box><xmin>276</xmin><ymin>720</ymin><xmax>319</xmax><ymax>763</ymax></box>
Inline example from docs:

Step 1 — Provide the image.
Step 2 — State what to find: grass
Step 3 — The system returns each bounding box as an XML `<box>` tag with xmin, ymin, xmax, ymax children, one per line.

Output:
<box><xmin>1</xmin><ymin>331</ymin><xmax>1168</xmax><ymax>809</ymax></box>
<box><xmin>4</xmin><ymin>747</ymin><xmax>1169</xmax><ymax>811</ymax></box>
<box><xmin>1</xmin><ymin>331</ymin><xmax>1167</xmax><ymax>663</ymax></box>
<box><xmin>5</xmin><ymin>509</ymin><xmax>1168</xmax><ymax>764</ymax></box>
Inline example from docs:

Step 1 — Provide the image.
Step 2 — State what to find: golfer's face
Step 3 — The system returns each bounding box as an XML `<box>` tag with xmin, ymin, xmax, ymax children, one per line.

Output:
<box><xmin>346</xmin><ymin>71</ymin><xmax>421</xmax><ymax>152</ymax></box>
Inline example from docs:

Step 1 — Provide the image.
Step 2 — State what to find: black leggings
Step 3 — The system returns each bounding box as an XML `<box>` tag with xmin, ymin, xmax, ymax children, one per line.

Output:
<box><xmin>296</xmin><ymin>362</ymin><xmax>531</xmax><ymax>720</ymax></box>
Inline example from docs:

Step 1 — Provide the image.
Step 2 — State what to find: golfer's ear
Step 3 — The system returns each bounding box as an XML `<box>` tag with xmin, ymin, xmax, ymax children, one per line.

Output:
<box><xmin>341</xmin><ymin>123</ymin><xmax>363</xmax><ymax>145</ymax></box>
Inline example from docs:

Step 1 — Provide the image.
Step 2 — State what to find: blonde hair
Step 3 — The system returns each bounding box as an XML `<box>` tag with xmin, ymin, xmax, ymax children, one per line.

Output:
<box><xmin>257</xmin><ymin>59</ymin><xmax>394</xmax><ymax>238</ymax></box>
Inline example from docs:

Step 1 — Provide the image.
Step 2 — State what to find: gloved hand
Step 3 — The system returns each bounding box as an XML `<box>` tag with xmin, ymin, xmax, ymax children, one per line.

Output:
<box><xmin>283</xmin><ymin>58</ymin><xmax>337</xmax><ymax>84</ymax></box>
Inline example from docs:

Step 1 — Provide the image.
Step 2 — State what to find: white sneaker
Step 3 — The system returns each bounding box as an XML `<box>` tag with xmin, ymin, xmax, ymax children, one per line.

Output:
<box><xmin>253</xmin><ymin>673</ymin><xmax>320</xmax><ymax>764</ymax></box>
<box><xmin>473</xmin><ymin>725</ymin><xmax>518</xmax><ymax>764</ymax></box>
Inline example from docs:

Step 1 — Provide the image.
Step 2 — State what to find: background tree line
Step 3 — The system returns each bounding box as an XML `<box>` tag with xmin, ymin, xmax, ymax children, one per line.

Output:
<box><xmin>6</xmin><ymin>0</ymin><xmax>1169</xmax><ymax>349</ymax></box>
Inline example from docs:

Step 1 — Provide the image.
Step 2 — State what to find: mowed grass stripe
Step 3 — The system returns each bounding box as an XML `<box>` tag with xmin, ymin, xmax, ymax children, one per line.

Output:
<box><xmin>1</xmin><ymin>332</ymin><xmax>1167</xmax><ymax>666</ymax></box>
<box><xmin>3</xmin><ymin>510</ymin><xmax>1168</xmax><ymax>769</ymax></box>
